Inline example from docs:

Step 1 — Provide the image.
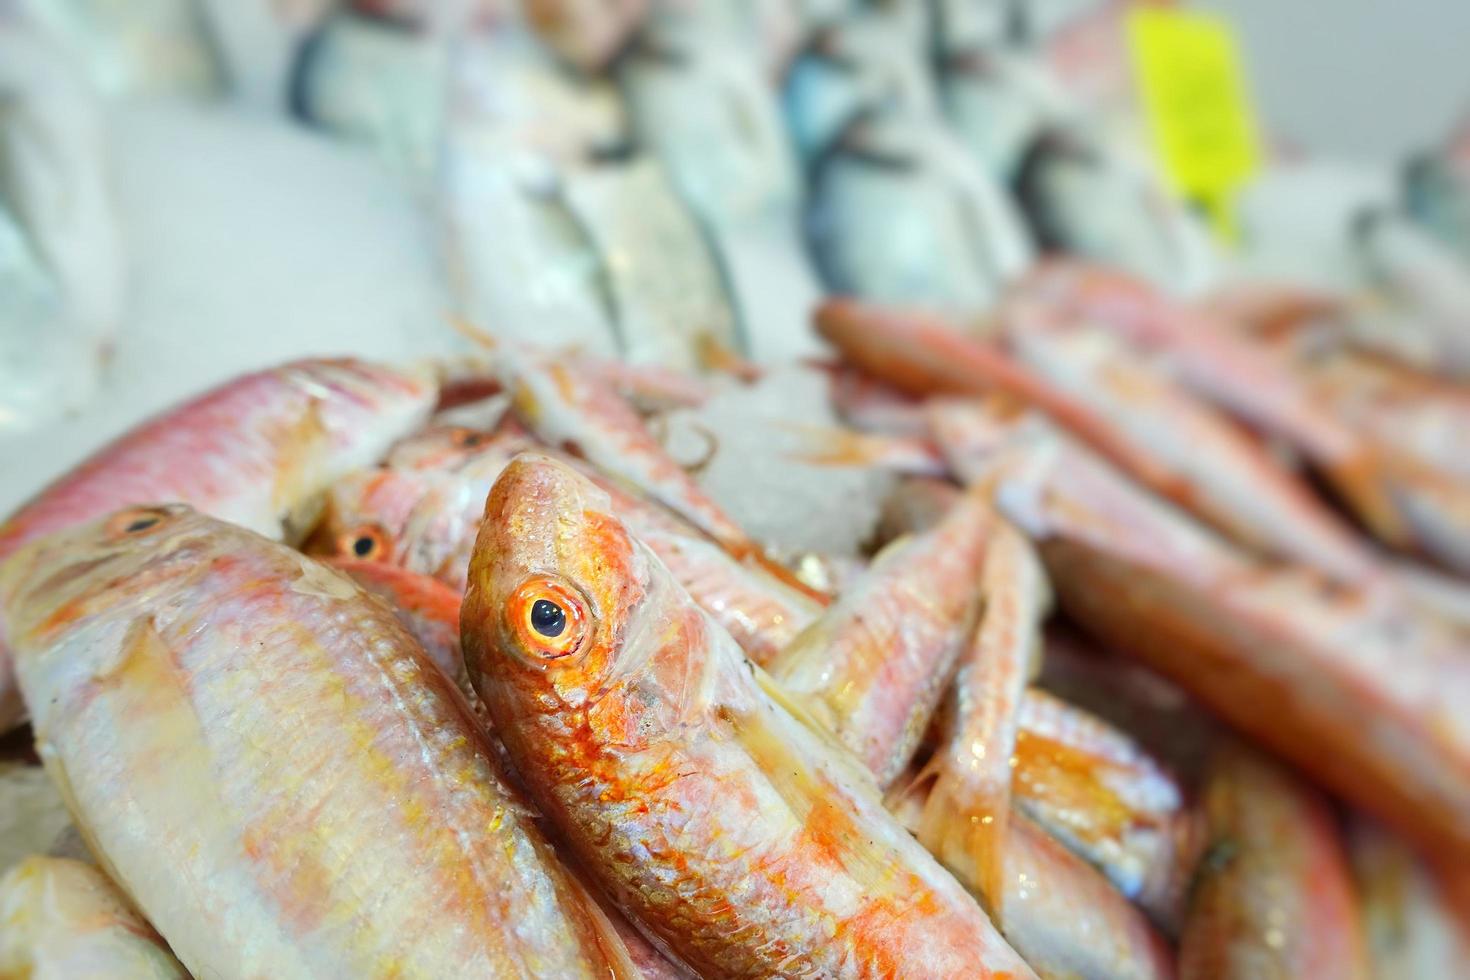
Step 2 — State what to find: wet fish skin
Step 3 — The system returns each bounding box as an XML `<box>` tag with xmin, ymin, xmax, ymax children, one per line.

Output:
<box><xmin>913</xmin><ymin>521</ymin><xmax>1049</xmax><ymax>915</ymax></box>
<box><xmin>1180</xmin><ymin>743</ymin><xmax>1369</xmax><ymax>980</ymax></box>
<box><xmin>1009</xmin><ymin>687</ymin><xmax>1201</xmax><ymax>932</ymax></box>
<box><xmin>859</xmin><ymin>513</ymin><xmax>1175</xmax><ymax>980</ymax></box>
<box><xmin>816</xmin><ymin>298</ymin><xmax>1191</xmax><ymax>502</ymax></box>
<box><xmin>0</xmin><ymin>855</ymin><xmax>187</xmax><ymax>979</ymax></box>
<box><xmin>769</xmin><ymin>486</ymin><xmax>996</xmax><ymax>787</ymax></box>
<box><xmin>0</xmin><ymin>357</ymin><xmax>437</xmax><ymax>733</ymax></box>
<box><xmin>327</xmin><ymin>556</ymin><xmax>468</xmax><ymax>687</ymax></box>
<box><xmin>962</xmin><ymin>415</ymin><xmax>1470</xmax><ymax>864</ymax></box>
<box><xmin>0</xmin><ymin>504</ymin><xmax>636</xmax><ymax>979</ymax></box>
<box><xmin>462</xmin><ymin>453</ymin><xmax>1035</xmax><ymax>979</ymax></box>
<box><xmin>887</xmin><ymin>788</ymin><xmax>1178</xmax><ymax>980</ymax></box>
<box><xmin>857</xmin><ymin>471</ymin><xmax>1199</xmax><ymax>927</ymax></box>
<box><xmin>1350</xmin><ymin>817</ymin><xmax>1470</xmax><ymax>979</ymax></box>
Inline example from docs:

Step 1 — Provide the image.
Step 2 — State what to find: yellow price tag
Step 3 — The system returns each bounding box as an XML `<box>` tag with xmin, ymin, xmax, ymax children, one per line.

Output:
<box><xmin>1128</xmin><ymin>6</ymin><xmax>1261</xmax><ymax>239</ymax></box>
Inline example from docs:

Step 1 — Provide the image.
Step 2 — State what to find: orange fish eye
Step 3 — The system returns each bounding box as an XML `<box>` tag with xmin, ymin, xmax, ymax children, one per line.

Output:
<box><xmin>107</xmin><ymin>506</ymin><xmax>174</xmax><ymax>538</ymax></box>
<box><xmin>339</xmin><ymin>525</ymin><xmax>391</xmax><ymax>562</ymax></box>
<box><xmin>508</xmin><ymin>577</ymin><xmax>590</xmax><ymax>661</ymax></box>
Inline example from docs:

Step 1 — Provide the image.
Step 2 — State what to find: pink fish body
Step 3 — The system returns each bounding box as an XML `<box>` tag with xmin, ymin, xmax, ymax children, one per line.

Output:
<box><xmin>0</xmin><ymin>504</ymin><xmax>637</xmax><ymax>978</ymax></box>
<box><xmin>0</xmin><ymin>358</ymin><xmax>438</xmax><ymax>731</ymax></box>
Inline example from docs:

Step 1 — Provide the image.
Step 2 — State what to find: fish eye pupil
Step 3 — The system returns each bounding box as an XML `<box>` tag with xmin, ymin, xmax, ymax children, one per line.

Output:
<box><xmin>530</xmin><ymin>599</ymin><xmax>567</xmax><ymax>638</ymax></box>
<box><xmin>125</xmin><ymin>516</ymin><xmax>160</xmax><ymax>533</ymax></box>
<box><xmin>353</xmin><ymin>535</ymin><xmax>376</xmax><ymax>557</ymax></box>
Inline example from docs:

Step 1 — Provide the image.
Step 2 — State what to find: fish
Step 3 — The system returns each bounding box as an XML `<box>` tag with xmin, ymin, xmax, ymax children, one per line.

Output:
<box><xmin>290</xmin><ymin>9</ymin><xmax>448</xmax><ymax>177</ymax></box>
<box><xmin>910</xmin><ymin>521</ymin><xmax>1050</xmax><ymax>915</ymax></box>
<box><xmin>560</xmin><ymin>158</ymin><xmax>744</xmax><ymax>372</ymax></box>
<box><xmin>1007</xmin><ymin>687</ymin><xmax>1201</xmax><ymax>932</ymax></box>
<box><xmin>887</xmin><ymin>788</ymin><xmax>1178</xmax><ymax>980</ymax></box>
<box><xmin>326</xmin><ymin>556</ymin><xmax>466</xmax><ymax>687</ymax></box>
<box><xmin>1179</xmin><ymin>743</ymin><xmax>1369</xmax><ymax>979</ymax></box>
<box><xmin>521</xmin><ymin>0</ymin><xmax>649</xmax><ymax>72</ymax></box>
<box><xmin>829</xmin><ymin>469</ymin><xmax>1198</xmax><ymax>928</ymax></box>
<box><xmin>943</xmin><ymin>405</ymin><xmax>1470</xmax><ymax>864</ymax></box>
<box><xmin>1012</xmin><ymin>126</ymin><xmax>1218</xmax><ymax>294</ymax></box>
<box><xmin>196</xmin><ymin>0</ymin><xmax>336</xmax><ymax>107</ymax></box>
<box><xmin>768</xmin><ymin>485</ymin><xmax>997</xmax><ymax>787</ymax></box>
<box><xmin>0</xmin><ymin>504</ymin><xmax>637</xmax><ymax>978</ymax></box>
<box><xmin>617</xmin><ymin>30</ymin><xmax>824</xmax><ymax>363</ymax></box>
<box><xmin>438</xmin><ymin>29</ymin><xmax>631</xmax><ymax>357</ymax></box>
<box><xmin>1355</xmin><ymin>211</ymin><xmax>1470</xmax><ymax>379</ymax></box>
<box><xmin>816</xmin><ymin>299</ymin><xmax>1192</xmax><ymax>499</ymax></box>
<box><xmin>1405</xmin><ymin>138</ymin><xmax>1470</xmax><ymax>263</ymax></box>
<box><xmin>805</xmin><ymin>115</ymin><xmax>1033</xmax><ymax>315</ymax></box>
<box><xmin>619</xmin><ymin>32</ymin><xmax>801</xmax><ymax>231</ymax></box>
<box><xmin>1350</xmin><ymin>817</ymin><xmax>1470</xmax><ymax>979</ymax></box>
<box><xmin>940</xmin><ymin>47</ymin><xmax>1069</xmax><ymax>182</ymax></box>
<box><xmin>822</xmin><ymin>295</ymin><xmax>1376</xmax><ymax>579</ymax></box>
<box><xmin>782</xmin><ymin>5</ymin><xmax>940</xmax><ymax>167</ymax></box>
<box><xmin>0</xmin><ymin>855</ymin><xmax>188</xmax><ymax>978</ymax></box>
<box><xmin>311</xmin><ymin>425</ymin><xmax>536</xmax><ymax>593</ymax></box>
<box><xmin>999</xmin><ymin>302</ymin><xmax>1375</xmax><ymax>579</ymax></box>
<box><xmin>0</xmin><ymin>357</ymin><xmax>437</xmax><ymax>733</ymax></box>
<box><xmin>1036</xmin><ymin>626</ymin><xmax>1219</xmax><ymax>785</ymax></box>
<box><xmin>1003</xmin><ymin>261</ymin><xmax>1399</xmax><ymax>549</ymax></box>
<box><xmin>461</xmin><ymin>453</ymin><xmax>1036</xmax><ymax>978</ymax></box>
<box><xmin>865</xmin><ymin>518</ymin><xmax>1175</xmax><ymax>979</ymax></box>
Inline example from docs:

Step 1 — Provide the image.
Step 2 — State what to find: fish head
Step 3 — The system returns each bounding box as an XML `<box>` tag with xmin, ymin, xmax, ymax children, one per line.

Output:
<box><xmin>0</xmin><ymin>504</ymin><xmax>219</xmax><ymax>650</ymax></box>
<box><xmin>306</xmin><ymin>469</ymin><xmax>423</xmax><ymax>566</ymax></box>
<box><xmin>465</xmin><ymin>452</ymin><xmax>650</xmax><ymax>709</ymax></box>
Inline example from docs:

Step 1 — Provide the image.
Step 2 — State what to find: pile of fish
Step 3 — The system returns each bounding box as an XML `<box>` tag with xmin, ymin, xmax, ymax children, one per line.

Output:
<box><xmin>6</xmin><ymin>1</ymin><xmax>1470</xmax><ymax>978</ymax></box>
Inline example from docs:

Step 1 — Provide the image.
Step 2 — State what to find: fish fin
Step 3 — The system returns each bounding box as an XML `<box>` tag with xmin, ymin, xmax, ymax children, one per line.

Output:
<box><xmin>911</xmin><ymin>744</ymin><xmax>1014</xmax><ymax>924</ymax></box>
<box><xmin>747</xmin><ymin>664</ymin><xmax>884</xmax><ymax>801</ymax></box>
<box><xmin>722</xmin><ymin>682</ymin><xmax>901</xmax><ymax>891</ymax></box>
<box><xmin>567</xmin><ymin>871</ymin><xmax>646</xmax><ymax>980</ymax></box>
<box><xmin>778</xmin><ymin>421</ymin><xmax>946</xmax><ymax>477</ymax></box>
<box><xmin>734</xmin><ymin>548</ymin><xmax>831</xmax><ymax>606</ymax></box>
<box><xmin>273</xmin><ymin>397</ymin><xmax>331</xmax><ymax>540</ymax></box>
<box><xmin>695</xmin><ymin>335</ymin><xmax>762</xmax><ymax>383</ymax></box>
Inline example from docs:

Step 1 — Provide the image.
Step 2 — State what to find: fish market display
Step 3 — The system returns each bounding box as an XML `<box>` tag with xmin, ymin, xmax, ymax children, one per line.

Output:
<box><xmin>0</xmin><ymin>505</ymin><xmax>636</xmax><ymax>977</ymax></box>
<box><xmin>3</xmin><ymin>3</ymin><xmax>1470</xmax><ymax>978</ymax></box>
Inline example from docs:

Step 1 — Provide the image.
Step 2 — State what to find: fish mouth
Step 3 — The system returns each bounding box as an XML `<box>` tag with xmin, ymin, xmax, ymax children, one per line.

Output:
<box><xmin>486</xmin><ymin>452</ymin><xmax>605</xmax><ymax>553</ymax></box>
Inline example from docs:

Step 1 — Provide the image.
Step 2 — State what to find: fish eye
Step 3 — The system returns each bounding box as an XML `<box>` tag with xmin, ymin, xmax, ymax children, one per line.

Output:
<box><xmin>530</xmin><ymin>599</ymin><xmax>566</xmax><ymax>637</ymax></box>
<box><xmin>339</xmin><ymin>526</ymin><xmax>390</xmax><ymax>562</ymax></box>
<box><xmin>108</xmin><ymin>507</ymin><xmax>172</xmax><ymax>538</ymax></box>
<box><xmin>450</xmin><ymin>428</ymin><xmax>487</xmax><ymax>449</ymax></box>
<box><xmin>509</xmin><ymin>577</ymin><xmax>589</xmax><ymax>660</ymax></box>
